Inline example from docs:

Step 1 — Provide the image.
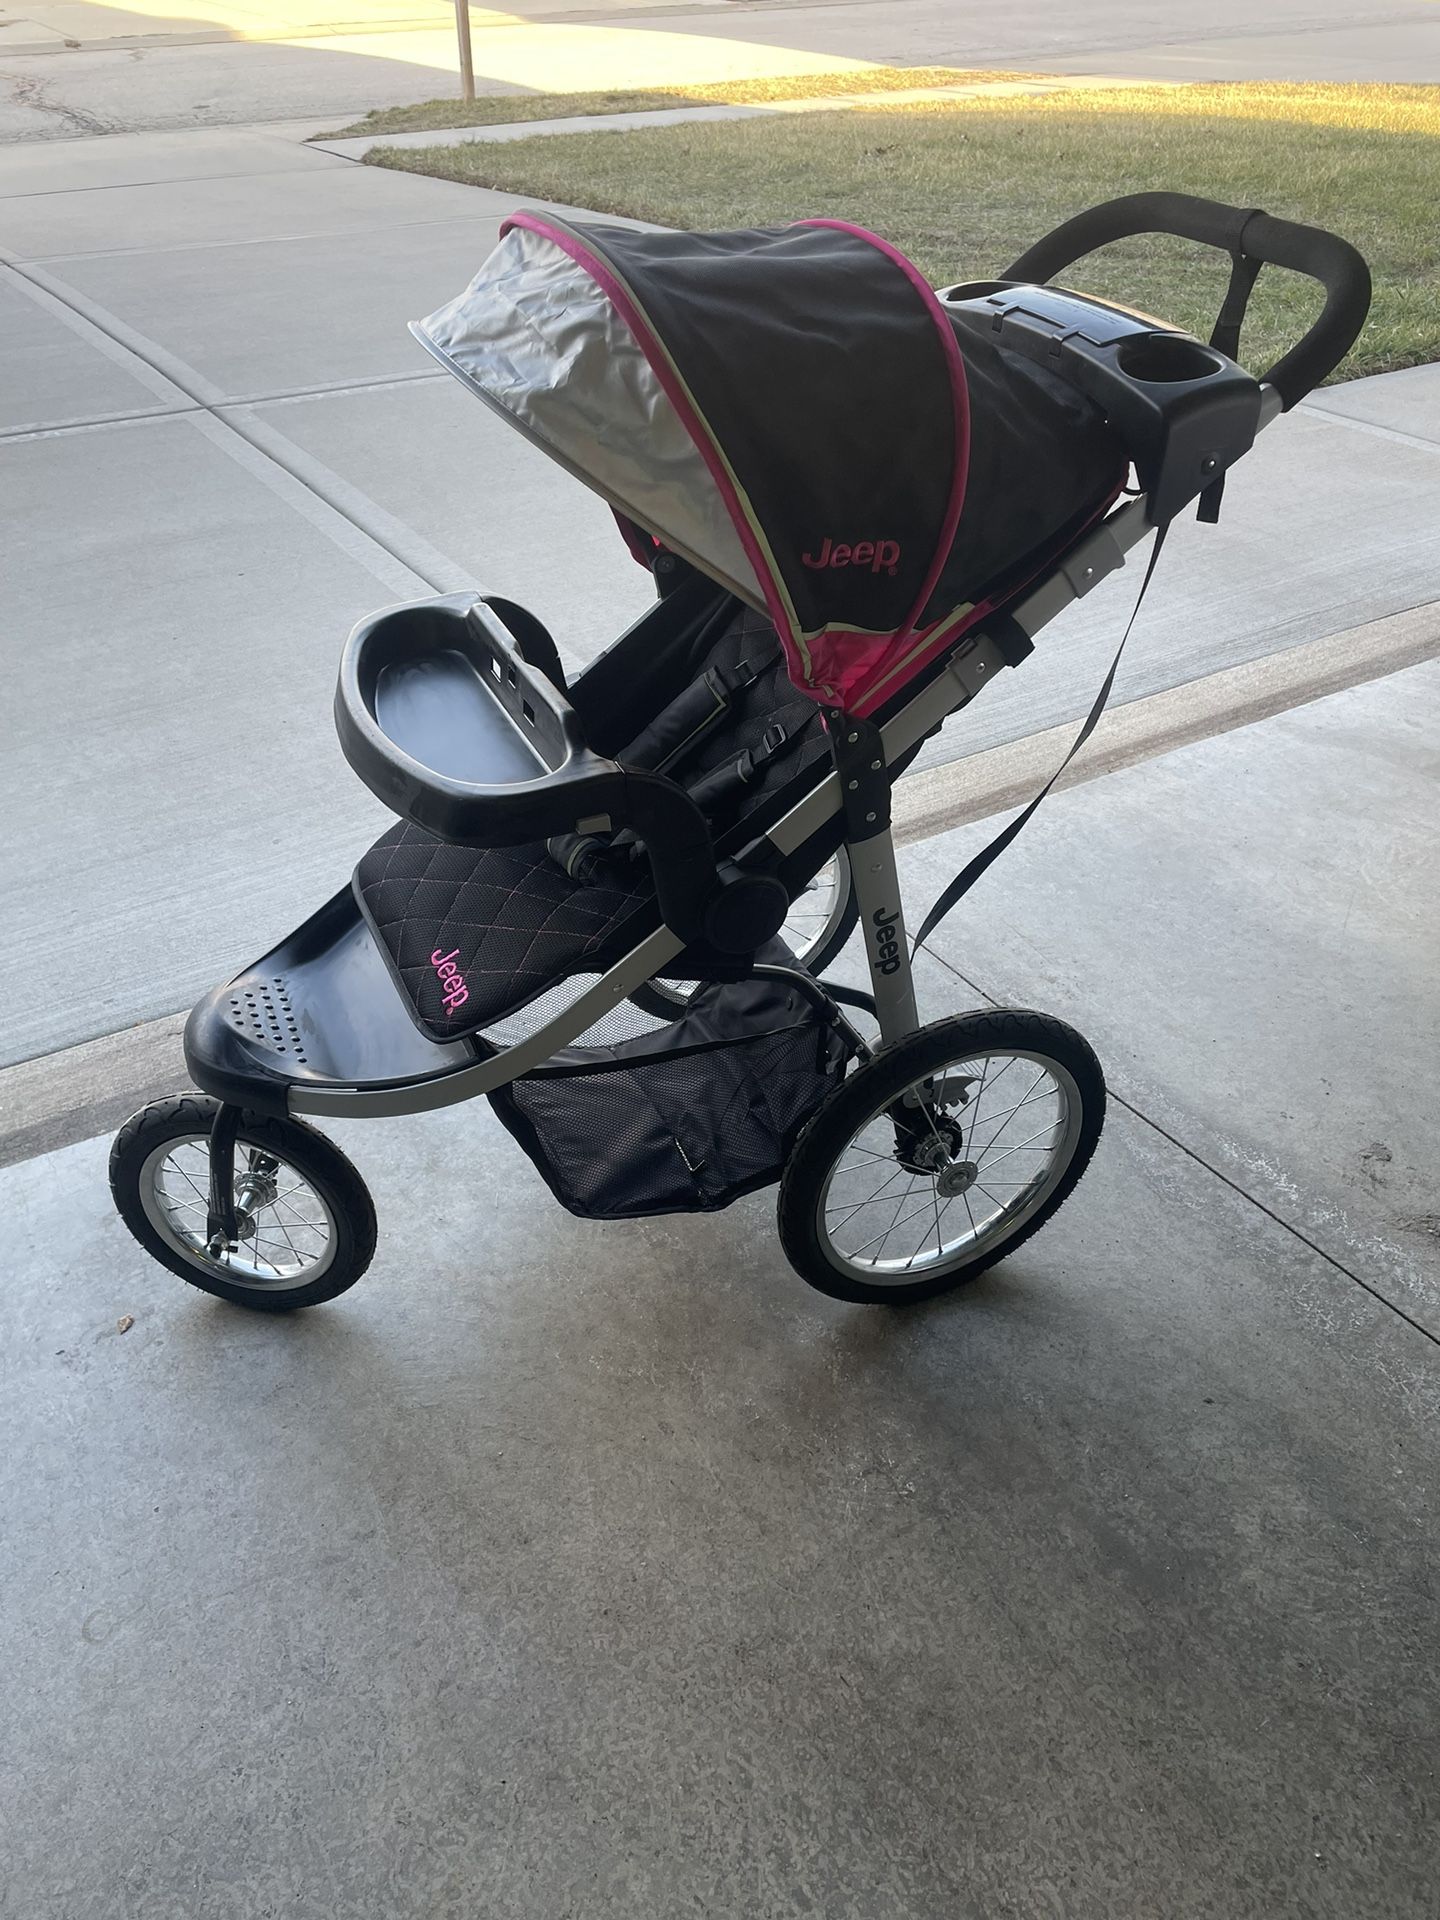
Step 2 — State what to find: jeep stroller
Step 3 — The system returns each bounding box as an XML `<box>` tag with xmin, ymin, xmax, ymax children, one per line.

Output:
<box><xmin>111</xmin><ymin>193</ymin><xmax>1369</xmax><ymax>1310</ymax></box>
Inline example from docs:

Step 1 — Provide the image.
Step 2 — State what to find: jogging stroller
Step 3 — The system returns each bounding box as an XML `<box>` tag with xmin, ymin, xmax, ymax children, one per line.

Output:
<box><xmin>110</xmin><ymin>193</ymin><xmax>1369</xmax><ymax>1311</ymax></box>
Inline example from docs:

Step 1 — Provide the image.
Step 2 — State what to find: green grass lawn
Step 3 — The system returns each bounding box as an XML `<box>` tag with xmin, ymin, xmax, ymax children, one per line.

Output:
<box><xmin>367</xmin><ymin>82</ymin><xmax>1440</xmax><ymax>383</ymax></box>
<box><xmin>317</xmin><ymin>67</ymin><xmax>1037</xmax><ymax>139</ymax></box>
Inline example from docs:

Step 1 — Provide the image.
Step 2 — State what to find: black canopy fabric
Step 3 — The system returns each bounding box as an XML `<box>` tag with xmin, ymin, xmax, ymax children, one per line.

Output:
<box><xmin>415</xmin><ymin>214</ymin><xmax>1124</xmax><ymax>715</ymax></box>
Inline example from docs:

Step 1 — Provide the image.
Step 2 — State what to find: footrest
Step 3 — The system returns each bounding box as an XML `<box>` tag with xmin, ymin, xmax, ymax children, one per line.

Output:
<box><xmin>183</xmin><ymin>888</ymin><xmax>476</xmax><ymax>1114</ymax></box>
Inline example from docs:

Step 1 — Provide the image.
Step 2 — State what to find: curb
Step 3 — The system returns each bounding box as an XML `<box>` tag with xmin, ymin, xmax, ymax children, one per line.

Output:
<box><xmin>893</xmin><ymin>599</ymin><xmax>1440</xmax><ymax>845</ymax></box>
<box><xmin>309</xmin><ymin>75</ymin><xmax>1156</xmax><ymax>159</ymax></box>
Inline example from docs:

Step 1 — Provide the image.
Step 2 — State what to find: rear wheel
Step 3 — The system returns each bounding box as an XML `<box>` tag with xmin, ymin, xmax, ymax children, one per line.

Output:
<box><xmin>109</xmin><ymin>1095</ymin><xmax>376</xmax><ymax>1311</ymax></box>
<box><xmin>632</xmin><ymin>847</ymin><xmax>857</xmax><ymax>1017</ymax></box>
<box><xmin>778</xmin><ymin>1010</ymin><xmax>1105</xmax><ymax>1304</ymax></box>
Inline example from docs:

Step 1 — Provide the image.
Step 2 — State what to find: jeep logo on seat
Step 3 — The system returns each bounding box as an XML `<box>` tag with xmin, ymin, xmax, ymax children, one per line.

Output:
<box><xmin>872</xmin><ymin>907</ymin><xmax>902</xmax><ymax>976</ymax></box>
<box><xmin>430</xmin><ymin>946</ymin><xmax>470</xmax><ymax>1015</ymax></box>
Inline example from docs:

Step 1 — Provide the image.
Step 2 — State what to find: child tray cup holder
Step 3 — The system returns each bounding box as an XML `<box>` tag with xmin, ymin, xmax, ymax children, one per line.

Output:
<box><xmin>335</xmin><ymin>593</ymin><xmax>788</xmax><ymax>954</ymax></box>
<box><xmin>335</xmin><ymin>592</ymin><xmax>618</xmax><ymax>845</ymax></box>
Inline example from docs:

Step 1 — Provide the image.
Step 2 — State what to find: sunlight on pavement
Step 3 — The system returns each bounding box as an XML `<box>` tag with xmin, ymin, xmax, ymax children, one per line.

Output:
<box><xmin>14</xmin><ymin>0</ymin><xmax>882</xmax><ymax>91</ymax></box>
<box><xmin>13</xmin><ymin>1</ymin><xmax>533</xmax><ymax>30</ymax></box>
<box><xmin>283</xmin><ymin>22</ymin><xmax>877</xmax><ymax>89</ymax></box>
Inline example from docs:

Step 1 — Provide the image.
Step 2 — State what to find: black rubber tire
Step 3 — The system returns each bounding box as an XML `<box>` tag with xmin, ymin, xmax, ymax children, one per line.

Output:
<box><xmin>630</xmin><ymin>849</ymin><xmax>859</xmax><ymax>1019</ymax></box>
<box><xmin>109</xmin><ymin>1094</ymin><xmax>377</xmax><ymax>1312</ymax></box>
<box><xmin>777</xmin><ymin>1009</ymin><xmax>1105</xmax><ymax>1305</ymax></box>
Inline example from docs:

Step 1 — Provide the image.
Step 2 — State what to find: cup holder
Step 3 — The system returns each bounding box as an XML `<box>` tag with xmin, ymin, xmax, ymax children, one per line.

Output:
<box><xmin>335</xmin><ymin>592</ymin><xmax>620</xmax><ymax>847</ymax></box>
<box><xmin>1116</xmin><ymin>334</ymin><xmax>1226</xmax><ymax>384</ymax></box>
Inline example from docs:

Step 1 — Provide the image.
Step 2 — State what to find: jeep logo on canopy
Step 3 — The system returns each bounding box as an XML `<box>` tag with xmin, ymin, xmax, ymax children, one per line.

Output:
<box><xmin>801</xmin><ymin>538</ymin><xmax>901</xmax><ymax>576</ymax></box>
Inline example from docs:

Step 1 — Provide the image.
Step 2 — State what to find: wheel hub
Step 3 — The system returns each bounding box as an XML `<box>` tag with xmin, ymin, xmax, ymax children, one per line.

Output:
<box><xmin>936</xmin><ymin>1160</ymin><xmax>979</xmax><ymax>1197</ymax></box>
<box><xmin>227</xmin><ymin>1152</ymin><xmax>282</xmax><ymax>1243</ymax></box>
<box><xmin>895</xmin><ymin>1114</ymin><xmax>964</xmax><ymax>1175</ymax></box>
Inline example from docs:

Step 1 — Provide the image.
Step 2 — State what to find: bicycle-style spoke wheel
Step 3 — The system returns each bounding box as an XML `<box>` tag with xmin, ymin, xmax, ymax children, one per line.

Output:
<box><xmin>778</xmin><ymin>1010</ymin><xmax>1104</xmax><ymax>1303</ymax></box>
<box><xmin>110</xmin><ymin>1096</ymin><xmax>376</xmax><ymax>1311</ymax></box>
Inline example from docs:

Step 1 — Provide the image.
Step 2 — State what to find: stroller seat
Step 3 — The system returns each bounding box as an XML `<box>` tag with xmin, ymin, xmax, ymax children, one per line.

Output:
<box><xmin>353</xmin><ymin>602</ymin><xmax>832</xmax><ymax>1041</ymax></box>
<box><xmin>355</xmin><ymin>821</ymin><xmax>656</xmax><ymax>1038</ymax></box>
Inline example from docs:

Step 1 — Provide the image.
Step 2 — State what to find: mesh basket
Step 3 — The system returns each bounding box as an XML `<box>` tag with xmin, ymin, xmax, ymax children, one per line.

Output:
<box><xmin>487</xmin><ymin>976</ymin><xmax>850</xmax><ymax>1220</ymax></box>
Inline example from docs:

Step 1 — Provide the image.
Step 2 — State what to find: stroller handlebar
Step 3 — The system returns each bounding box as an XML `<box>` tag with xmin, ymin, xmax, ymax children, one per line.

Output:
<box><xmin>1004</xmin><ymin>191</ymin><xmax>1372</xmax><ymax>411</ymax></box>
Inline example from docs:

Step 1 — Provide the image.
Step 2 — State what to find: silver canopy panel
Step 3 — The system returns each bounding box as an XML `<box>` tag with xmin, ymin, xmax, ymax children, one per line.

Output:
<box><xmin>412</xmin><ymin>223</ymin><xmax>758</xmax><ymax>606</ymax></box>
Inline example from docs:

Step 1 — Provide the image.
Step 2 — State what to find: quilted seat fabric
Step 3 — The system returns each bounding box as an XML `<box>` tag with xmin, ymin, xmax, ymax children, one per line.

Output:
<box><xmin>354</xmin><ymin>603</ymin><xmax>834</xmax><ymax>1044</ymax></box>
<box><xmin>354</xmin><ymin>822</ymin><xmax>653</xmax><ymax>1040</ymax></box>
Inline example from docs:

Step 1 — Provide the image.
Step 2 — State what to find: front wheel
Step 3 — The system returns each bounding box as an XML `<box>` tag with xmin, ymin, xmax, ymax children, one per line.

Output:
<box><xmin>109</xmin><ymin>1095</ymin><xmax>376</xmax><ymax>1311</ymax></box>
<box><xmin>778</xmin><ymin>1010</ymin><xmax>1105</xmax><ymax>1305</ymax></box>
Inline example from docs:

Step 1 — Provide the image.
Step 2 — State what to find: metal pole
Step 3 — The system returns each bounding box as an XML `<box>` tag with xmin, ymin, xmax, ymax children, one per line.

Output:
<box><xmin>453</xmin><ymin>0</ymin><xmax>475</xmax><ymax>103</ymax></box>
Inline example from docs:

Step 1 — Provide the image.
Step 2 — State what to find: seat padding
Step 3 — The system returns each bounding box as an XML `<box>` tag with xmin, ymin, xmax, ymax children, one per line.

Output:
<box><xmin>354</xmin><ymin>825</ymin><xmax>654</xmax><ymax>1040</ymax></box>
<box><xmin>354</xmin><ymin>602</ymin><xmax>831</xmax><ymax>1041</ymax></box>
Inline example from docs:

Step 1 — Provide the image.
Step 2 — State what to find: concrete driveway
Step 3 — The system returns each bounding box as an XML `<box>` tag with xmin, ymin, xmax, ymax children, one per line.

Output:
<box><xmin>3</xmin><ymin>659</ymin><xmax>1437</xmax><ymax>1920</ymax></box>
<box><xmin>4</xmin><ymin>125</ymin><xmax>1440</xmax><ymax>1064</ymax></box>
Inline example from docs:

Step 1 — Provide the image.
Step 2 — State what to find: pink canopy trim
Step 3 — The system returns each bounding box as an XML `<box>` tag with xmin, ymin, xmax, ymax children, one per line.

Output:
<box><xmin>502</xmin><ymin>212</ymin><xmax>977</xmax><ymax>716</ymax></box>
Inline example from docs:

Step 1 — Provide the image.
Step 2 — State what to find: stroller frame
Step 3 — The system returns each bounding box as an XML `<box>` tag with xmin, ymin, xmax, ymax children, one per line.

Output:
<box><xmin>110</xmin><ymin>191</ymin><xmax>1371</xmax><ymax>1305</ymax></box>
<box><xmin>291</xmin><ymin>487</ymin><xmax>1166</xmax><ymax>1122</ymax></box>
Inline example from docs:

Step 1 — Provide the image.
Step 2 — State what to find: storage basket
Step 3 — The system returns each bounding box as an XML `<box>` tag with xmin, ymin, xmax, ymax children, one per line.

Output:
<box><xmin>487</xmin><ymin>976</ymin><xmax>851</xmax><ymax>1220</ymax></box>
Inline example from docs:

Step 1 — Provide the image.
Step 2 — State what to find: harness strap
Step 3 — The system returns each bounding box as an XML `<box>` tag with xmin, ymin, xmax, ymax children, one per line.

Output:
<box><xmin>911</xmin><ymin>521</ymin><xmax>1170</xmax><ymax>956</ymax></box>
<box><xmin>547</xmin><ymin>654</ymin><xmax>793</xmax><ymax>883</ymax></box>
<box><xmin>623</xmin><ymin>655</ymin><xmax>765</xmax><ymax>778</ymax></box>
<box><xmin>684</xmin><ymin>715</ymin><xmax>810</xmax><ymax>816</ymax></box>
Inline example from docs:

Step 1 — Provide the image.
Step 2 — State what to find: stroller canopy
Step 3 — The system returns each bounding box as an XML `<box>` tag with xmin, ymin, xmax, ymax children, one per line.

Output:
<box><xmin>415</xmin><ymin>215</ymin><xmax>1122</xmax><ymax>716</ymax></box>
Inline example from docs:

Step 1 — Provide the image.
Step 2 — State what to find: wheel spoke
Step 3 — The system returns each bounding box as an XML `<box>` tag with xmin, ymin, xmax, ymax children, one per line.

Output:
<box><xmin>975</xmin><ymin>1181</ymin><xmax>1029</xmax><ymax>1209</ymax></box>
<box><xmin>978</xmin><ymin>1118</ymin><xmax>1063</xmax><ymax>1173</ymax></box>
<box><xmin>969</xmin><ymin>1070</ymin><xmax>1051</xmax><ymax>1145</ymax></box>
<box><xmin>173</xmin><ymin>1162</ymin><xmax>210</xmax><ymax>1206</ymax></box>
<box><xmin>271</xmin><ymin>1195</ymin><xmax>322</xmax><ymax>1231</ymax></box>
<box><xmin>970</xmin><ymin>1052</ymin><xmax>1019</xmax><ymax>1109</ymax></box>
<box><xmin>143</xmin><ymin>1133</ymin><xmax>334</xmax><ymax>1286</ymax></box>
<box><xmin>912</xmin><ymin>1184</ymin><xmax>943</xmax><ymax>1268</ymax></box>
<box><xmin>267</xmin><ymin>1213</ymin><xmax>302</xmax><ymax>1263</ymax></box>
<box><xmin>826</xmin><ymin>1164</ymin><xmax>908</xmax><ymax>1222</ymax></box>
<box><xmin>849</xmin><ymin>1175</ymin><xmax>919</xmax><ymax>1257</ymax></box>
<box><xmin>847</xmin><ymin>1190</ymin><xmax>935</xmax><ymax>1259</ymax></box>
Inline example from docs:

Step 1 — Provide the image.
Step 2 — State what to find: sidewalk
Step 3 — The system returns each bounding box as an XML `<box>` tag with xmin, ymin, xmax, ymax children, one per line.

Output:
<box><xmin>3</xmin><ymin>661</ymin><xmax>1437</xmax><ymax>1918</ymax></box>
<box><xmin>4</xmin><ymin>121</ymin><xmax>1440</xmax><ymax>1065</ymax></box>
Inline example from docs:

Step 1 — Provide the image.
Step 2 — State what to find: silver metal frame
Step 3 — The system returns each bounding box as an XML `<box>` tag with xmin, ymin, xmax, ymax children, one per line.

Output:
<box><xmin>290</xmin><ymin>396</ymin><xmax>1279</xmax><ymax>1121</ymax></box>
